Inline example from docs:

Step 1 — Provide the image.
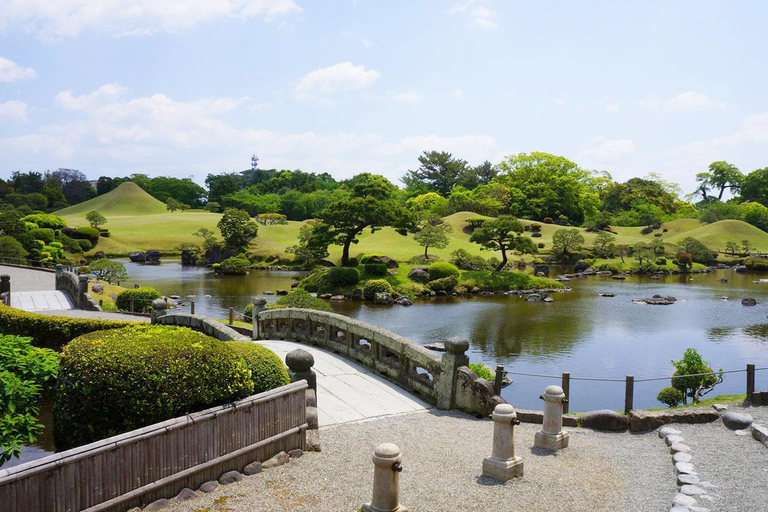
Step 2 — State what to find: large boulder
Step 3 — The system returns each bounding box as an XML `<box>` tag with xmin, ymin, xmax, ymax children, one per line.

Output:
<box><xmin>742</xmin><ymin>297</ymin><xmax>757</xmax><ymax>306</ymax></box>
<box><xmin>533</xmin><ymin>265</ymin><xmax>550</xmax><ymax>277</ymax></box>
<box><xmin>129</xmin><ymin>251</ymin><xmax>146</xmax><ymax>262</ymax></box>
<box><xmin>573</xmin><ymin>260</ymin><xmax>589</xmax><ymax>272</ymax></box>
<box><xmin>722</xmin><ymin>411</ymin><xmax>753</xmax><ymax>430</ymax></box>
<box><xmin>367</xmin><ymin>255</ymin><xmax>399</xmax><ymax>269</ymax></box>
<box><xmin>145</xmin><ymin>250</ymin><xmax>161</xmax><ymax>262</ymax></box>
<box><xmin>628</xmin><ymin>408</ymin><xmax>719</xmax><ymax>432</ymax></box>
<box><xmin>407</xmin><ymin>267</ymin><xmax>429</xmax><ymax>283</ymax></box>
<box><xmin>580</xmin><ymin>409</ymin><xmax>628</xmax><ymax>431</ymax></box>
<box><xmin>373</xmin><ymin>292</ymin><xmax>394</xmax><ymax>305</ymax></box>
<box><xmin>181</xmin><ymin>249</ymin><xmax>199</xmax><ymax>266</ymax></box>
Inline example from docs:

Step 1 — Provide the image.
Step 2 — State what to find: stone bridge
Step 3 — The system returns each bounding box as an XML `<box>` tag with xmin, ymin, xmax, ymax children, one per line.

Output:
<box><xmin>254</xmin><ymin>308</ymin><xmax>504</xmax><ymax>416</ymax></box>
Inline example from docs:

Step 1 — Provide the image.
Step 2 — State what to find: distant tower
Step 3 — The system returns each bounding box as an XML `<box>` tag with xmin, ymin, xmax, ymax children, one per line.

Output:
<box><xmin>251</xmin><ymin>154</ymin><xmax>259</xmax><ymax>171</ymax></box>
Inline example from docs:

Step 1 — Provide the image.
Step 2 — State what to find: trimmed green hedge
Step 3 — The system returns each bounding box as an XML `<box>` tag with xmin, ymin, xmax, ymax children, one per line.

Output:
<box><xmin>428</xmin><ymin>275</ymin><xmax>458</xmax><ymax>292</ymax></box>
<box><xmin>326</xmin><ymin>266</ymin><xmax>360</xmax><ymax>287</ymax></box>
<box><xmin>227</xmin><ymin>341</ymin><xmax>290</xmax><ymax>393</ymax></box>
<box><xmin>266</xmin><ymin>289</ymin><xmax>332</xmax><ymax>312</ymax></box>
<box><xmin>115</xmin><ymin>287</ymin><xmax>162</xmax><ymax>313</ymax></box>
<box><xmin>73</xmin><ymin>226</ymin><xmax>101</xmax><ymax>242</ymax></box>
<box><xmin>427</xmin><ymin>262</ymin><xmax>460</xmax><ymax>281</ymax></box>
<box><xmin>363</xmin><ymin>279</ymin><xmax>393</xmax><ymax>300</ymax></box>
<box><xmin>29</xmin><ymin>228</ymin><xmax>55</xmax><ymax>244</ymax></box>
<box><xmin>364</xmin><ymin>263</ymin><xmax>388</xmax><ymax>276</ymax></box>
<box><xmin>0</xmin><ymin>304</ymin><xmax>133</xmax><ymax>351</ymax></box>
<box><xmin>54</xmin><ymin>325</ymin><xmax>255</xmax><ymax>449</ymax></box>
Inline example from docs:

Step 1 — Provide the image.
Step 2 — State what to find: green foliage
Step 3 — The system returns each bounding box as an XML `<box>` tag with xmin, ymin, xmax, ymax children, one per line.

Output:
<box><xmin>326</xmin><ymin>266</ymin><xmax>361</xmax><ymax>287</ymax></box>
<box><xmin>677</xmin><ymin>237</ymin><xmax>715</xmax><ymax>265</ymax></box>
<box><xmin>0</xmin><ymin>334</ymin><xmax>59</xmax><ymax>463</ymax></box>
<box><xmin>359</xmin><ymin>254</ymin><xmax>380</xmax><ymax>264</ymax></box>
<box><xmin>592</xmin><ymin>231</ymin><xmax>616</xmax><ymax>258</ymax></box>
<box><xmin>0</xmin><ymin>236</ymin><xmax>28</xmax><ymax>258</ymax></box>
<box><xmin>115</xmin><ymin>287</ymin><xmax>162</xmax><ymax>313</ymax></box>
<box><xmin>74</xmin><ymin>226</ymin><xmax>101</xmax><ymax>243</ymax></box>
<box><xmin>401</xmin><ymin>151</ymin><xmax>472</xmax><ymax>196</ymax></box>
<box><xmin>226</xmin><ymin>341</ymin><xmax>290</xmax><ymax>394</ymax></box>
<box><xmin>89</xmin><ymin>259</ymin><xmax>127</xmax><ymax>283</ymax></box>
<box><xmin>469</xmin><ymin>215</ymin><xmax>533</xmax><ymax>270</ymax></box>
<box><xmin>468</xmin><ymin>363</ymin><xmax>494</xmax><ymax>381</ymax></box>
<box><xmin>694</xmin><ymin>161</ymin><xmax>743</xmax><ymax>201</ymax></box>
<box><xmin>218</xmin><ymin>208</ymin><xmax>259</xmax><ymax>251</ymax></box>
<box><xmin>740</xmin><ymin>167</ymin><xmax>768</xmax><ymax>207</ymax></box>
<box><xmin>21</xmin><ymin>213</ymin><xmax>66</xmax><ymax>230</ymax></box>
<box><xmin>85</xmin><ymin>211</ymin><xmax>107</xmax><ymax>228</ymax></box>
<box><xmin>428</xmin><ymin>262</ymin><xmax>460</xmax><ymax>280</ymax></box>
<box><xmin>670</xmin><ymin>348</ymin><xmax>723</xmax><ymax>404</ymax></box>
<box><xmin>363</xmin><ymin>279</ymin><xmax>394</xmax><ymax>300</ymax></box>
<box><xmin>219</xmin><ymin>256</ymin><xmax>250</xmax><ymax>275</ymax></box>
<box><xmin>552</xmin><ymin>228</ymin><xmax>585</xmax><ymax>262</ymax></box>
<box><xmin>428</xmin><ymin>275</ymin><xmax>458</xmax><ymax>292</ymax></box>
<box><xmin>413</xmin><ymin>221</ymin><xmax>452</xmax><ymax>258</ymax></box>
<box><xmin>745</xmin><ymin>257</ymin><xmax>768</xmax><ymax>271</ymax></box>
<box><xmin>449</xmin><ymin>248</ymin><xmax>491</xmax><ymax>270</ymax></box>
<box><xmin>77</xmin><ymin>239</ymin><xmax>93</xmax><ymax>252</ymax></box>
<box><xmin>29</xmin><ymin>228</ymin><xmax>55</xmax><ymax>243</ymax></box>
<box><xmin>657</xmin><ymin>386</ymin><xmax>684</xmax><ymax>407</ymax></box>
<box><xmin>266</xmin><ymin>289</ymin><xmax>332</xmax><ymax>311</ymax></box>
<box><xmin>364</xmin><ymin>263</ymin><xmax>389</xmax><ymax>276</ymax></box>
<box><xmin>255</xmin><ymin>213</ymin><xmax>288</xmax><ymax>225</ymax></box>
<box><xmin>461</xmin><ymin>270</ymin><xmax>563</xmax><ymax>292</ymax></box>
<box><xmin>0</xmin><ymin>304</ymin><xmax>132</xmax><ymax>350</ymax></box>
<box><xmin>286</xmin><ymin>220</ymin><xmax>332</xmax><ymax>264</ymax></box>
<box><xmin>54</xmin><ymin>325</ymin><xmax>254</xmax><ymax>449</ymax></box>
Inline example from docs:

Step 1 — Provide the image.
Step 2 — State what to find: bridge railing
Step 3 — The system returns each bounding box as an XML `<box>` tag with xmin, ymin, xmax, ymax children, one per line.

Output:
<box><xmin>255</xmin><ymin>308</ymin><xmax>504</xmax><ymax>415</ymax></box>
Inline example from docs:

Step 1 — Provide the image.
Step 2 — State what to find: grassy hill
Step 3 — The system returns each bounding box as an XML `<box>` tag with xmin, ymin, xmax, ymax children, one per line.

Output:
<box><xmin>56</xmin><ymin>182</ymin><xmax>167</xmax><ymax>216</ymax></box>
<box><xmin>666</xmin><ymin>219</ymin><xmax>768</xmax><ymax>252</ymax></box>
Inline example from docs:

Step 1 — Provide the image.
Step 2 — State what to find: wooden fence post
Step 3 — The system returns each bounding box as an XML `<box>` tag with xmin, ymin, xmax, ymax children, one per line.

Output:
<box><xmin>493</xmin><ymin>365</ymin><xmax>504</xmax><ymax>396</ymax></box>
<box><xmin>561</xmin><ymin>372</ymin><xmax>570</xmax><ymax>414</ymax></box>
<box><xmin>190</xmin><ymin>301</ymin><xmax>195</xmax><ymax>315</ymax></box>
<box><xmin>229</xmin><ymin>307</ymin><xmax>234</xmax><ymax>325</ymax></box>
<box><xmin>747</xmin><ymin>363</ymin><xmax>755</xmax><ymax>398</ymax></box>
<box><xmin>624</xmin><ymin>375</ymin><xmax>634</xmax><ymax>414</ymax></box>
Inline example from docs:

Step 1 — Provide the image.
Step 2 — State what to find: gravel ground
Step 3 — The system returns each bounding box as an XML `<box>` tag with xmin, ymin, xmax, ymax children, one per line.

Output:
<box><xmin>666</xmin><ymin>405</ymin><xmax>768</xmax><ymax>512</ymax></box>
<box><xmin>0</xmin><ymin>265</ymin><xmax>54</xmax><ymax>292</ymax></box>
<box><xmin>164</xmin><ymin>410</ymin><xmax>671</xmax><ymax>512</ymax></box>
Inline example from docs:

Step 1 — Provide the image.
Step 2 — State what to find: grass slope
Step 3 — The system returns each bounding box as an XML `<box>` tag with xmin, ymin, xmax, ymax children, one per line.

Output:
<box><xmin>666</xmin><ymin>219</ymin><xmax>768</xmax><ymax>252</ymax></box>
<box><xmin>56</xmin><ymin>182</ymin><xmax>167</xmax><ymax>216</ymax></box>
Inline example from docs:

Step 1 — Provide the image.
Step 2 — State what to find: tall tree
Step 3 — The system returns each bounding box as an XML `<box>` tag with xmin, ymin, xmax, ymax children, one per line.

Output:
<box><xmin>401</xmin><ymin>151</ymin><xmax>470</xmax><ymax>196</ymax></box>
<box><xmin>552</xmin><ymin>228</ymin><xmax>585</xmax><ymax>262</ymax></box>
<box><xmin>413</xmin><ymin>218</ymin><xmax>452</xmax><ymax>258</ymax></box>
<box><xmin>469</xmin><ymin>215</ymin><xmax>534</xmax><ymax>270</ymax></box>
<box><xmin>694</xmin><ymin>161</ymin><xmax>743</xmax><ymax>201</ymax></box>
<box><xmin>740</xmin><ymin>167</ymin><xmax>768</xmax><ymax>207</ymax></box>
<box><xmin>217</xmin><ymin>209</ymin><xmax>259</xmax><ymax>251</ymax></box>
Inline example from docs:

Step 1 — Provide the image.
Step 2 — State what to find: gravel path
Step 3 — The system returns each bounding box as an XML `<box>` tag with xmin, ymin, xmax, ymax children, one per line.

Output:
<box><xmin>164</xmin><ymin>410</ymin><xmax>670</xmax><ymax>512</ymax></box>
<box><xmin>33</xmin><ymin>309</ymin><xmax>149</xmax><ymax>322</ymax></box>
<box><xmin>666</xmin><ymin>405</ymin><xmax>768</xmax><ymax>512</ymax></box>
<box><xmin>0</xmin><ymin>265</ymin><xmax>54</xmax><ymax>292</ymax></box>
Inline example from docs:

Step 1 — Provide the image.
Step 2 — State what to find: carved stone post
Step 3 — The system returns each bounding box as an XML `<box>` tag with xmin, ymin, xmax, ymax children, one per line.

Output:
<box><xmin>362</xmin><ymin>443</ymin><xmax>407</xmax><ymax>512</ymax></box>
<box><xmin>534</xmin><ymin>385</ymin><xmax>569</xmax><ymax>451</ymax></box>
<box><xmin>0</xmin><ymin>274</ymin><xmax>9</xmax><ymax>306</ymax></box>
<box><xmin>55</xmin><ymin>264</ymin><xmax>64</xmax><ymax>278</ymax></box>
<box><xmin>250</xmin><ymin>297</ymin><xmax>268</xmax><ymax>339</ymax></box>
<box><xmin>286</xmin><ymin>349</ymin><xmax>320</xmax><ymax>450</ymax></box>
<box><xmin>150</xmin><ymin>298</ymin><xmax>168</xmax><ymax>324</ymax></box>
<box><xmin>482</xmin><ymin>404</ymin><xmax>524</xmax><ymax>481</ymax></box>
<box><xmin>437</xmin><ymin>337</ymin><xmax>469</xmax><ymax>409</ymax></box>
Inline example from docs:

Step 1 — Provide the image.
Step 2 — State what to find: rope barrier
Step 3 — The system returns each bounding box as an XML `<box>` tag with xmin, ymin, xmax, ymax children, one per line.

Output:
<box><xmin>505</xmin><ymin>367</ymin><xmax>768</xmax><ymax>383</ymax></box>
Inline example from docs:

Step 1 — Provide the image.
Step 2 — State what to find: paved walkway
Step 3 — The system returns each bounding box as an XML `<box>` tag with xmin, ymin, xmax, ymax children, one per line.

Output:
<box><xmin>258</xmin><ymin>340</ymin><xmax>430</xmax><ymax>427</ymax></box>
<box><xmin>0</xmin><ymin>265</ymin><xmax>55</xmax><ymax>292</ymax></box>
<box><xmin>10</xmin><ymin>291</ymin><xmax>74</xmax><ymax>311</ymax></box>
<box><xmin>34</xmin><ymin>309</ymin><xmax>150</xmax><ymax>322</ymax></box>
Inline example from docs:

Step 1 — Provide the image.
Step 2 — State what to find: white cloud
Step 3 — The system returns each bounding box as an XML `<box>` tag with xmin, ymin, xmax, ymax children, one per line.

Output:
<box><xmin>0</xmin><ymin>100</ymin><xmax>30</xmax><ymax>122</ymax></box>
<box><xmin>579</xmin><ymin>136</ymin><xmax>636</xmax><ymax>161</ymax></box>
<box><xmin>0</xmin><ymin>56</ymin><xmax>37</xmax><ymax>82</ymax></box>
<box><xmin>393</xmin><ymin>89</ymin><xmax>423</xmax><ymax>104</ymax></box>
<box><xmin>55</xmin><ymin>83</ymin><xmax>130</xmax><ymax>110</ymax></box>
<box><xmin>554</xmin><ymin>97</ymin><xmax>565</xmax><ymax>107</ymax></box>
<box><xmin>638</xmin><ymin>91</ymin><xmax>728</xmax><ymax>113</ymax></box>
<box><xmin>295</xmin><ymin>62</ymin><xmax>381</xmax><ymax>101</ymax></box>
<box><xmin>0</xmin><ymin>0</ymin><xmax>301</xmax><ymax>40</ymax></box>
<box><xmin>361</xmin><ymin>38</ymin><xmax>373</xmax><ymax>48</ymax></box>
<box><xmin>449</xmin><ymin>1</ymin><xmax>498</xmax><ymax>29</ymax></box>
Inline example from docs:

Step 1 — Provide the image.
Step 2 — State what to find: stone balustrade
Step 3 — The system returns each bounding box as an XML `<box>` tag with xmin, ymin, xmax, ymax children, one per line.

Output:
<box><xmin>55</xmin><ymin>265</ymin><xmax>100</xmax><ymax>311</ymax></box>
<box><xmin>256</xmin><ymin>308</ymin><xmax>504</xmax><ymax>415</ymax></box>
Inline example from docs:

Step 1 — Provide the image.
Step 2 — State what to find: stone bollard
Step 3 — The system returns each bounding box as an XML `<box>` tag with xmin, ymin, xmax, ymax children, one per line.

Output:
<box><xmin>437</xmin><ymin>337</ymin><xmax>470</xmax><ymax>409</ymax></box>
<box><xmin>150</xmin><ymin>299</ymin><xmax>168</xmax><ymax>323</ymax></box>
<box><xmin>286</xmin><ymin>349</ymin><xmax>320</xmax><ymax>450</ymax></box>
<box><xmin>78</xmin><ymin>275</ymin><xmax>89</xmax><ymax>295</ymax></box>
<box><xmin>0</xmin><ymin>274</ymin><xmax>9</xmax><ymax>306</ymax></box>
<box><xmin>55</xmin><ymin>264</ymin><xmax>64</xmax><ymax>278</ymax></box>
<box><xmin>250</xmin><ymin>297</ymin><xmax>267</xmax><ymax>339</ymax></box>
<box><xmin>482</xmin><ymin>404</ymin><xmax>524</xmax><ymax>481</ymax></box>
<box><xmin>534</xmin><ymin>385</ymin><xmax>569</xmax><ymax>451</ymax></box>
<box><xmin>362</xmin><ymin>443</ymin><xmax>407</xmax><ymax>512</ymax></box>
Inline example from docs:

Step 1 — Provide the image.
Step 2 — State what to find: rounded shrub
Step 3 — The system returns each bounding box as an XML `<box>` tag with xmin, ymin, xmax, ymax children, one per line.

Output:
<box><xmin>266</xmin><ymin>289</ymin><xmax>333</xmax><ymax>312</ymax></box>
<box><xmin>326</xmin><ymin>266</ymin><xmax>361</xmax><ymax>287</ymax></box>
<box><xmin>74</xmin><ymin>226</ymin><xmax>101</xmax><ymax>242</ymax></box>
<box><xmin>427</xmin><ymin>262</ymin><xmax>460</xmax><ymax>281</ymax></box>
<box><xmin>115</xmin><ymin>287</ymin><xmax>162</xmax><ymax>313</ymax></box>
<box><xmin>54</xmin><ymin>325</ymin><xmax>254</xmax><ymax>449</ymax></box>
<box><xmin>428</xmin><ymin>275</ymin><xmax>458</xmax><ymax>292</ymax></box>
<box><xmin>363</xmin><ymin>279</ymin><xmax>393</xmax><ymax>300</ymax></box>
<box><xmin>537</xmin><ymin>242</ymin><xmax>545</xmax><ymax>248</ymax></box>
<box><xmin>655</xmin><ymin>257</ymin><xmax>667</xmax><ymax>265</ymax></box>
<box><xmin>29</xmin><ymin>228</ymin><xmax>55</xmax><ymax>244</ymax></box>
<box><xmin>543</xmin><ymin>217</ymin><xmax>553</xmax><ymax>224</ymax></box>
<box><xmin>656</xmin><ymin>386</ymin><xmax>684</xmax><ymax>407</ymax></box>
<box><xmin>364</xmin><ymin>263</ymin><xmax>388</xmax><ymax>276</ymax></box>
<box><xmin>220</xmin><ymin>256</ymin><xmax>250</xmax><ymax>275</ymax></box>
<box><xmin>78</xmin><ymin>239</ymin><xmax>93</xmax><ymax>252</ymax></box>
<box><xmin>21</xmin><ymin>213</ymin><xmax>66</xmax><ymax>230</ymax></box>
<box><xmin>359</xmin><ymin>254</ymin><xmax>381</xmax><ymax>265</ymax></box>
<box><xmin>243</xmin><ymin>303</ymin><xmax>255</xmax><ymax>322</ymax></box>
<box><xmin>227</xmin><ymin>341</ymin><xmax>290</xmax><ymax>394</ymax></box>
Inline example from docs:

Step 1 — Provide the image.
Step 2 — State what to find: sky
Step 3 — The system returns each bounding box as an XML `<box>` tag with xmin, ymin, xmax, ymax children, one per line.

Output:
<box><xmin>1</xmin><ymin>0</ymin><xmax>767</xmax><ymax>194</ymax></box>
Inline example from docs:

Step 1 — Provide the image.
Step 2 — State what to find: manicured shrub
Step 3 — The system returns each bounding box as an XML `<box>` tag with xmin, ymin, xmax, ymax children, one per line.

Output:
<box><xmin>427</xmin><ymin>262</ymin><xmax>460</xmax><ymax>281</ymax></box>
<box><xmin>243</xmin><ymin>303</ymin><xmax>256</xmax><ymax>322</ymax></box>
<box><xmin>543</xmin><ymin>217</ymin><xmax>553</xmax><ymax>224</ymax></box>
<box><xmin>428</xmin><ymin>275</ymin><xmax>458</xmax><ymax>292</ymax></box>
<box><xmin>29</xmin><ymin>228</ymin><xmax>55</xmax><ymax>244</ymax></box>
<box><xmin>0</xmin><ymin>304</ymin><xmax>132</xmax><ymax>350</ymax></box>
<box><xmin>78</xmin><ymin>239</ymin><xmax>93</xmax><ymax>252</ymax></box>
<box><xmin>227</xmin><ymin>341</ymin><xmax>290</xmax><ymax>393</ymax></box>
<box><xmin>73</xmin><ymin>226</ymin><xmax>101</xmax><ymax>243</ymax></box>
<box><xmin>364</xmin><ymin>263</ymin><xmax>388</xmax><ymax>276</ymax></box>
<box><xmin>59</xmin><ymin>235</ymin><xmax>82</xmax><ymax>254</ymax></box>
<box><xmin>54</xmin><ymin>325</ymin><xmax>254</xmax><ymax>449</ymax></box>
<box><xmin>219</xmin><ymin>256</ymin><xmax>250</xmax><ymax>275</ymax></box>
<box><xmin>326</xmin><ymin>266</ymin><xmax>361</xmax><ymax>287</ymax></box>
<box><xmin>640</xmin><ymin>226</ymin><xmax>654</xmax><ymax>235</ymax></box>
<box><xmin>343</xmin><ymin>257</ymin><xmax>359</xmax><ymax>267</ymax></box>
<box><xmin>656</xmin><ymin>386</ymin><xmax>684</xmax><ymax>407</ymax></box>
<box><xmin>266</xmin><ymin>289</ymin><xmax>333</xmax><ymax>311</ymax></box>
<box><xmin>115</xmin><ymin>287</ymin><xmax>162</xmax><ymax>313</ymax></box>
<box><xmin>537</xmin><ymin>242</ymin><xmax>545</xmax><ymax>248</ymax></box>
<box><xmin>359</xmin><ymin>254</ymin><xmax>380</xmax><ymax>265</ymax></box>
<box><xmin>363</xmin><ymin>279</ymin><xmax>393</xmax><ymax>300</ymax></box>
<box><xmin>530</xmin><ymin>223</ymin><xmax>542</xmax><ymax>231</ymax></box>
<box><xmin>21</xmin><ymin>213</ymin><xmax>66</xmax><ymax>230</ymax></box>
<box><xmin>655</xmin><ymin>257</ymin><xmax>667</xmax><ymax>265</ymax></box>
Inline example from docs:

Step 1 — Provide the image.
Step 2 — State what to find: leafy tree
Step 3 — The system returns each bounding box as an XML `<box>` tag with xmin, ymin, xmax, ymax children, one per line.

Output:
<box><xmin>694</xmin><ymin>161</ymin><xmax>743</xmax><ymax>201</ymax></box>
<box><xmin>206</xmin><ymin>172</ymin><xmax>242</xmax><ymax>203</ymax></box>
<box><xmin>469</xmin><ymin>216</ymin><xmax>534</xmax><ymax>270</ymax></box>
<box><xmin>89</xmin><ymin>259</ymin><xmax>128</xmax><ymax>284</ymax></box>
<box><xmin>601</xmin><ymin>177</ymin><xmax>678</xmax><ymax>214</ymax></box>
<box><xmin>319</xmin><ymin>174</ymin><xmax>416</xmax><ymax>266</ymax></box>
<box><xmin>592</xmin><ymin>232</ymin><xmax>616</xmax><ymax>258</ymax></box>
<box><xmin>50</xmin><ymin>168</ymin><xmax>95</xmax><ymax>205</ymax></box>
<box><xmin>670</xmin><ymin>348</ymin><xmax>722</xmax><ymax>404</ymax></box>
<box><xmin>193</xmin><ymin>228</ymin><xmax>219</xmax><ymax>253</ymax></box>
<box><xmin>413</xmin><ymin>220</ymin><xmax>453</xmax><ymax>258</ymax></box>
<box><xmin>406</xmin><ymin>192</ymin><xmax>449</xmax><ymax>217</ymax></box>
<box><xmin>218</xmin><ymin>209</ymin><xmax>259</xmax><ymax>251</ymax></box>
<box><xmin>725</xmin><ymin>241</ymin><xmax>739</xmax><ymax>255</ymax></box>
<box><xmin>205</xmin><ymin>201</ymin><xmax>221</xmax><ymax>212</ymax></box>
<box><xmin>85</xmin><ymin>210</ymin><xmax>107</xmax><ymax>228</ymax></box>
<box><xmin>401</xmin><ymin>151</ymin><xmax>471</xmax><ymax>196</ymax></box>
<box><xmin>632</xmin><ymin>242</ymin><xmax>654</xmax><ymax>266</ymax></box>
<box><xmin>740</xmin><ymin>202</ymin><xmax>768</xmax><ymax>232</ymax></box>
<box><xmin>740</xmin><ymin>167</ymin><xmax>768</xmax><ymax>206</ymax></box>
<box><xmin>677</xmin><ymin>237</ymin><xmax>715</xmax><ymax>265</ymax></box>
<box><xmin>286</xmin><ymin>220</ymin><xmax>332</xmax><ymax>264</ymax></box>
<box><xmin>552</xmin><ymin>228</ymin><xmax>585</xmax><ymax>262</ymax></box>
<box><xmin>0</xmin><ymin>236</ymin><xmax>28</xmax><ymax>259</ymax></box>
<box><xmin>165</xmin><ymin>197</ymin><xmax>180</xmax><ymax>212</ymax></box>
<box><xmin>742</xmin><ymin>239</ymin><xmax>752</xmax><ymax>255</ymax></box>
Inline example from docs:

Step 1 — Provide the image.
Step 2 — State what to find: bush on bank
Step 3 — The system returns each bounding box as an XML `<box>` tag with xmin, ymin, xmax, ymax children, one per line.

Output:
<box><xmin>115</xmin><ymin>287</ymin><xmax>162</xmax><ymax>313</ymax></box>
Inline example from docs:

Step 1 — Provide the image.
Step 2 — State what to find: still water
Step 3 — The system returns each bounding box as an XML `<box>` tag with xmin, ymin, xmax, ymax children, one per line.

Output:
<box><xmin>122</xmin><ymin>260</ymin><xmax>768</xmax><ymax>413</ymax></box>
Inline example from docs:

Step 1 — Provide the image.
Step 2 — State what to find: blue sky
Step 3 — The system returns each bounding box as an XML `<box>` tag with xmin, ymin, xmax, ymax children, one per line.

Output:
<box><xmin>1</xmin><ymin>0</ymin><xmax>767</xmax><ymax>194</ymax></box>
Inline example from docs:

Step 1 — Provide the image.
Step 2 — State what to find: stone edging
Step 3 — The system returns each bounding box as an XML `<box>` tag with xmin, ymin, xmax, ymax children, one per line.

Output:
<box><xmin>658</xmin><ymin>426</ymin><xmax>718</xmax><ymax>511</ymax></box>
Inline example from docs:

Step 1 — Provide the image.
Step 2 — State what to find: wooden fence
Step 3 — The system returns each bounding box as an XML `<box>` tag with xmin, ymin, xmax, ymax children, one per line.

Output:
<box><xmin>0</xmin><ymin>380</ymin><xmax>308</xmax><ymax>512</ymax></box>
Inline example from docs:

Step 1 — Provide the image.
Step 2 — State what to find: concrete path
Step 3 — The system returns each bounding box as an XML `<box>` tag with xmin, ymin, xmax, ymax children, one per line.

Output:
<box><xmin>258</xmin><ymin>340</ymin><xmax>431</xmax><ymax>427</ymax></box>
<box><xmin>10</xmin><ymin>291</ymin><xmax>74</xmax><ymax>311</ymax></box>
<box><xmin>0</xmin><ymin>265</ymin><xmax>55</xmax><ymax>292</ymax></box>
<box><xmin>33</xmin><ymin>309</ymin><xmax>150</xmax><ymax>322</ymax></box>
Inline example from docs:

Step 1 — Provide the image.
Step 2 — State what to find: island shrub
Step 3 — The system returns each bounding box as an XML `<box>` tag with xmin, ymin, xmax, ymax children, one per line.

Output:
<box><xmin>364</xmin><ymin>263</ymin><xmax>388</xmax><ymax>276</ymax></box>
<box><xmin>326</xmin><ymin>266</ymin><xmax>361</xmax><ymax>287</ymax></box>
<box><xmin>78</xmin><ymin>239</ymin><xmax>93</xmax><ymax>252</ymax></box>
<box><xmin>363</xmin><ymin>279</ymin><xmax>393</xmax><ymax>300</ymax></box>
<box><xmin>745</xmin><ymin>258</ymin><xmax>768</xmax><ymax>271</ymax></box>
<box><xmin>428</xmin><ymin>274</ymin><xmax>458</xmax><ymax>292</ymax></box>
<box><xmin>115</xmin><ymin>287</ymin><xmax>162</xmax><ymax>313</ymax></box>
<box><xmin>227</xmin><ymin>341</ymin><xmax>290</xmax><ymax>393</ymax></box>
<box><xmin>220</xmin><ymin>256</ymin><xmax>250</xmax><ymax>275</ymax></box>
<box><xmin>427</xmin><ymin>262</ymin><xmax>460</xmax><ymax>281</ymax></box>
<box><xmin>343</xmin><ymin>257</ymin><xmax>359</xmax><ymax>267</ymax></box>
<box><xmin>0</xmin><ymin>304</ymin><xmax>132</xmax><ymax>350</ymax></box>
<box><xmin>29</xmin><ymin>228</ymin><xmax>55</xmax><ymax>244</ymax></box>
<box><xmin>73</xmin><ymin>226</ymin><xmax>101</xmax><ymax>243</ymax></box>
<box><xmin>266</xmin><ymin>289</ymin><xmax>333</xmax><ymax>311</ymax></box>
<box><xmin>656</xmin><ymin>386</ymin><xmax>684</xmax><ymax>407</ymax></box>
<box><xmin>54</xmin><ymin>325</ymin><xmax>254</xmax><ymax>449</ymax></box>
